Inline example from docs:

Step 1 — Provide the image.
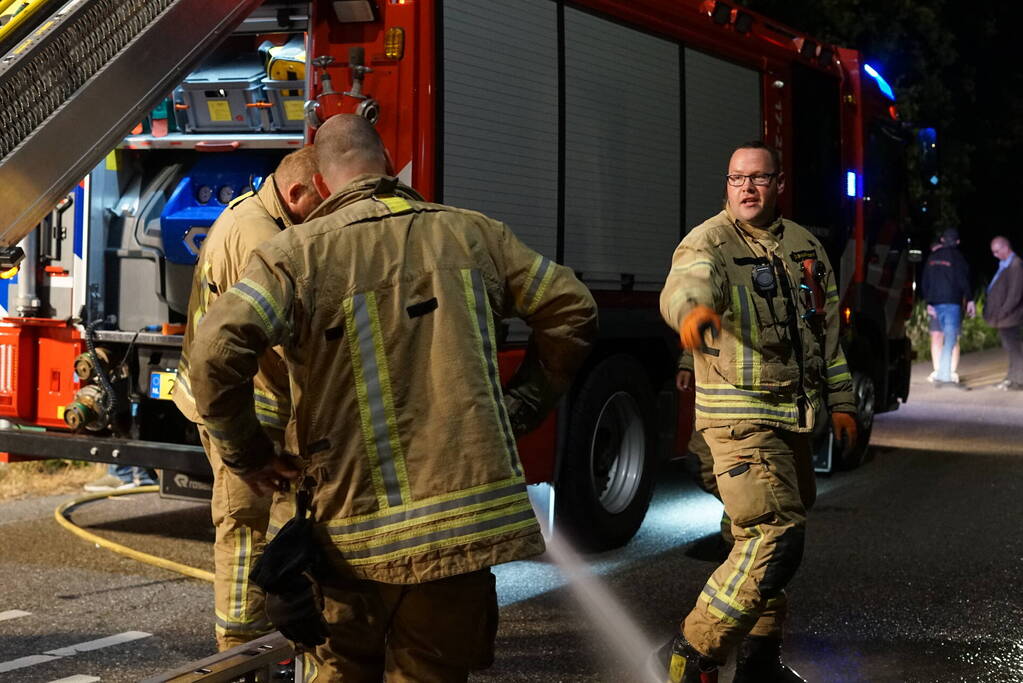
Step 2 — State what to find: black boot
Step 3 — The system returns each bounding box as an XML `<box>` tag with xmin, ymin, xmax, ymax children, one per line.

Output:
<box><xmin>732</xmin><ymin>636</ymin><xmax>805</xmax><ymax>683</ymax></box>
<box><xmin>652</xmin><ymin>633</ymin><xmax>719</xmax><ymax>683</ymax></box>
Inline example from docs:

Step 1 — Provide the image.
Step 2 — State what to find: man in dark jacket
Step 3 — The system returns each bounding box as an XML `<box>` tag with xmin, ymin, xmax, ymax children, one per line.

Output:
<box><xmin>984</xmin><ymin>236</ymin><xmax>1023</xmax><ymax>390</ymax></box>
<box><xmin>921</xmin><ymin>228</ymin><xmax>974</xmax><ymax>388</ymax></box>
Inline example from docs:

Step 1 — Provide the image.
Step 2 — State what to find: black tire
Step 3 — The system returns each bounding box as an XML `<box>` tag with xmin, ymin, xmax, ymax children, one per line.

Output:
<box><xmin>834</xmin><ymin>370</ymin><xmax>875</xmax><ymax>470</ymax></box>
<box><xmin>555</xmin><ymin>354</ymin><xmax>657</xmax><ymax>551</ymax></box>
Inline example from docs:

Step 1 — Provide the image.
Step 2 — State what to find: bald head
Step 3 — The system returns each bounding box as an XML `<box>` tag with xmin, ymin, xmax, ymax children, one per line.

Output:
<box><xmin>312</xmin><ymin>114</ymin><xmax>389</xmax><ymax>195</ymax></box>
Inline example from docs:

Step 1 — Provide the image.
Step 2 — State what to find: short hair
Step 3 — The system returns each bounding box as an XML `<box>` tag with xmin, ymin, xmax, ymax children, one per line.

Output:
<box><xmin>732</xmin><ymin>141</ymin><xmax>781</xmax><ymax>174</ymax></box>
<box><xmin>992</xmin><ymin>235</ymin><xmax>1012</xmax><ymax>250</ymax></box>
<box><xmin>274</xmin><ymin>146</ymin><xmax>318</xmax><ymax>189</ymax></box>
<box><xmin>313</xmin><ymin>114</ymin><xmax>388</xmax><ymax>177</ymax></box>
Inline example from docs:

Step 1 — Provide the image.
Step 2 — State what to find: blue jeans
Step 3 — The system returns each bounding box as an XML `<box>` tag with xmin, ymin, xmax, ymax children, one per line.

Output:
<box><xmin>933</xmin><ymin>303</ymin><xmax>961</xmax><ymax>382</ymax></box>
<box><xmin>110</xmin><ymin>464</ymin><xmax>158</xmax><ymax>486</ymax></box>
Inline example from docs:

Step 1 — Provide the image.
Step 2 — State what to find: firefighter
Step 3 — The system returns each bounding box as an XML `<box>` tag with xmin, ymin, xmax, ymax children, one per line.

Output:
<box><xmin>187</xmin><ymin>114</ymin><xmax>597</xmax><ymax>681</ymax></box>
<box><xmin>172</xmin><ymin>146</ymin><xmax>323</xmax><ymax>651</ymax></box>
<box><xmin>658</xmin><ymin>141</ymin><xmax>857</xmax><ymax>683</ymax></box>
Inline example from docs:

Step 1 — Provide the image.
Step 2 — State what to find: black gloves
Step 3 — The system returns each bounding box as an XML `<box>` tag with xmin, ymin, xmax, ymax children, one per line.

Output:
<box><xmin>263</xmin><ymin>572</ymin><xmax>328</xmax><ymax>648</ymax></box>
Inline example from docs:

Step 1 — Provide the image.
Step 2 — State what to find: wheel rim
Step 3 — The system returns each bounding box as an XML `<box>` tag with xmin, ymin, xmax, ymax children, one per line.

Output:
<box><xmin>855</xmin><ymin>374</ymin><xmax>876</xmax><ymax>433</ymax></box>
<box><xmin>588</xmin><ymin>391</ymin><xmax>645</xmax><ymax>515</ymax></box>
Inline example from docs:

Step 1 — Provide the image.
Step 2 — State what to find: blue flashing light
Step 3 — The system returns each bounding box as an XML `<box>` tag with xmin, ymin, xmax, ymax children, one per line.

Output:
<box><xmin>846</xmin><ymin>171</ymin><xmax>858</xmax><ymax>198</ymax></box>
<box><xmin>863</xmin><ymin>63</ymin><xmax>895</xmax><ymax>101</ymax></box>
<box><xmin>929</xmin><ymin>175</ymin><xmax>939</xmax><ymax>186</ymax></box>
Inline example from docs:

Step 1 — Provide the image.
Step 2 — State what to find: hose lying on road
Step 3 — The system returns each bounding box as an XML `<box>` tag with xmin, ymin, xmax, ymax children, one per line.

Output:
<box><xmin>54</xmin><ymin>485</ymin><xmax>214</xmax><ymax>583</ymax></box>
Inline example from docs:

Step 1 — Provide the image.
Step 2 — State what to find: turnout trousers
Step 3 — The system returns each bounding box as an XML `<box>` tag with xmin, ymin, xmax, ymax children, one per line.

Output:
<box><xmin>682</xmin><ymin>423</ymin><xmax>815</xmax><ymax>662</ymax></box>
<box><xmin>200</xmin><ymin>426</ymin><xmax>275</xmax><ymax>650</ymax></box>
<box><xmin>300</xmin><ymin>568</ymin><xmax>499</xmax><ymax>683</ymax></box>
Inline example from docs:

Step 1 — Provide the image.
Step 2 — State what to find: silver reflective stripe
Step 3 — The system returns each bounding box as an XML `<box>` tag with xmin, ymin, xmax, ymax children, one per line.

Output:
<box><xmin>701</xmin><ymin>583</ymin><xmax>753</xmax><ymax>624</ymax></box>
<box><xmin>525</xmin><ymin>256</ymin><xmax>552</xmax><ymax>311</ymax></box>
<box><xmin>695</xmin><ymin>403</ymin><xmax>797</xmax><ymax>419</ymax></box>
<box><xmin>827</xmin><ymin>362</ymin><xmax>849</xmax><ymax>379</ymax></box>
<box><xmin>468</xmin><ymin>270</ymin><xmax>520</xmax><ymax>475</ymax></box>
<box><xmin>724</xmin><ymin>526</ymin><xmax>762</xmax><ymax>596</ymax></box>
<box><xmin>352</xmin><ymin>293</ymin><xmax>405</xmax><ymax>507</ymax></box>
<box><xmin>696</xmin><ymin>386</ymin><xmax>776</xmax><ymax>398</ymax></box>
<box><xmin>215</xmin><ymin>615</ymin><xmax>271</xmax><ymax>632</ymax></box>
<box><xmin>737</xmin><ymin>285</ymin><xmax>754</xmax><ymax>386</ymax></box>
<box><xmin>232</xmin><ymin>527</ymin><xmax>249</xmax><ymax>619</ymax></box>
<box><xmin>327</xmin><ymin>481</ymin><xmax>528</xmax><ymax>536</ymax></box>
<box><xmin>234</xmin><ymin>280</ymin><xmax>285</xmax><ymax>338</ymax></box>
<box><xmin>341</xmin><ymin>506</ymin><xmax>536</xmax><ymax>560</ymax></box>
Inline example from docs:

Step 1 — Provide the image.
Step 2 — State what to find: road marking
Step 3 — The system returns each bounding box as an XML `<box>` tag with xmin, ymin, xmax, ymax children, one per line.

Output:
<box><xmin>45</xmin><ymin>631</ymin><xmax>151</xmax><ymax>656</ymax></box>
<box><xmin>0</xmin><ymin>654</ymin><xmax>60</xmax><ymax>674</ymax></box>
<box><xmin>0</xmin><ymin>631</ymin><xmax>151</xmax><ymax>674</ymax></box>
<box><xmin>0</xmin><ymin>609</ymin><xmax>30</xmax><ymax>622</ymax></box>
<box><xmin>48</xmin><ymin>676</ymin><xmax>101</xmax><ymax>683</ymax></box>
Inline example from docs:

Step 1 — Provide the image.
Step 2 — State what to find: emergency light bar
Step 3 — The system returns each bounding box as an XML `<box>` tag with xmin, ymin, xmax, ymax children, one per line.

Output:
<box><xmin>846</xmin><ymin>171</ymin><xmax>857</xmax><ymax>198</ymax></box>
<box><xmin>863</xmin><ymin>64</ymin><xmax>895</xmax><ymax>101</ymax></box>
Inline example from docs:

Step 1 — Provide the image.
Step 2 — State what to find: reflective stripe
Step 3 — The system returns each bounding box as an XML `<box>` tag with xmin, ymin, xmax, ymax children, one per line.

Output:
<box><xmin>205</xmin><ymin>412</ymin><xmax>259</xmax><ymax>443</ymax></box>
<box><xmin>463</xmin><ymin>269</ymin><xmax>520</xmax><ymax>475</ymax></box>
<box><xmin>699</xmin><ymin>578</ymin><xmax>756</xmax><ymax>626</ymax></box>
<box><xmin>375</xmin><ymin>195</ymin><xmax>413</xmax><ymax>214</ymax></box>
<box><xmin>199</xmin><ymin>261</ymin><xmax>215</xmax><ymax>314</ymax></box>
<box><xmin>175</xmin><ymin>366</ymin><xmax>194</xmax><ymax>401</ymax></box>
<box><xmin>827</xmin><ymin>360</ymin><xmax>851</xmax><ymax>384</ymax></box>
<box><xmin>229</xmin><ymin>279</ymin><xmax>287</xmax><ymax>342</ymax></box>
<box><xmin>302</xmin><ymin>652</ymin><xmax>318</xmax><ymax>683</ymax></box>
<box><xmin>826</xmin><ymin>286</ymin><xmax>839</xmax><ymax>305</ymax></box>
<box><xmin>213</xmin><ymin>527</ymin><xmax>271</xmax><ymax>637</ymax></box>
<box><xmin>732</xmin><ymin>285</ymin><xmax>759</xmax><ymax>387</ymax></box>
<box><xmin>344</xmin><ymin>292</ymin><xmax>409</xmax><ymax>508</ymax></box>
<box><xmin>696</xmin><ymin>385</ymin><xmax>777</xmax><ymax>399</ymax></box>
<box><xmin>326</xmin><ymin>479</ymin><xmax>528</xmax><ymax>539</ymax></box>
<box><xmin>722</xmin><ymin>524</ymin><xmax>763</xmax><ymax>599</ymax></box>
<box><xmin>522</xmin><ymin>256</ymin><xmax>554</xmax><ymax>315</ymax></box>
<box><xmin>256</xmin><ymin>410</ymin><xmax>288</xmax><ymax>430</ymax></box>
<box><xmin>339</xmin><ymin>504</ymin><xmax>537</xmax><ymax>564</ymax></box>
<box><xmin>695</xmin><ymin>402</ymin><xmax>799</xmax><ymax>423</ymax></box>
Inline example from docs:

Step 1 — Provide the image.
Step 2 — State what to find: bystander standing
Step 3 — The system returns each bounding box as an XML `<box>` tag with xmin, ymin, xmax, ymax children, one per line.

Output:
<box><xmin>983</xmin><ymin>236</ymin><xmax>1023</xmax><ymax>390</ymax></box>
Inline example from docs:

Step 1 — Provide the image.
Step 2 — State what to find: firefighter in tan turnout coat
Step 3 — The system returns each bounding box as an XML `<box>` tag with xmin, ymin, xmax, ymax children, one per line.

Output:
<box><xmin>188</xmin><ymin>115</ymin><xmax>598</xmax><ymax>681</ymax></box>
<box><xmin>659</xmin><ymin>142</ymin><xmax>857</xmax><ymax>683</ymax></box>
<box><xmin>173</xmin><ymin>147</ymin><xmax>322</xmax><ymax>650</ymax></box>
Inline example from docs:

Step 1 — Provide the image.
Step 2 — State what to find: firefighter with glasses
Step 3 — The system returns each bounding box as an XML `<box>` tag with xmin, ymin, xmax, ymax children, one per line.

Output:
<box><xmin>173</xmin><ymin>146</ymin><xmax>323</xmax><ymax>650</ymax></box>
<box><xmin>187</xmin><ymin>114</ymin><xmax>597</xmax><ymax>680</ymax></box>
<box><xmin>658</xmin><ymin>141</ymin><xmax>857</xmax><ymax>682</ymax></box>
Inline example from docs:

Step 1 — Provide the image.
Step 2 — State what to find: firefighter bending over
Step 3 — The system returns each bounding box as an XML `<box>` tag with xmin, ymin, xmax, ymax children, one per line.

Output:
<box><xmin>658</xmin><ymin>141</ymin><xmax>857</xmax><ymax>683</ymax></box>
<box><xmin>188</xmin><ymin>114</ymin><xmax>597</xmax><ymax>681</ymax></box>
<box><xmin>172</xmin><ymin>146</ymin><xmax>322</xmax><ymax>650</ymax></box>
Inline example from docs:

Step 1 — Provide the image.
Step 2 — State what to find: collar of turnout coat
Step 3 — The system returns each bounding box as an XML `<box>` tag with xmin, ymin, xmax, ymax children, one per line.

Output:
<box><xmin>256</xmin><ymin>174</ymin><xmax>297</xmax><ymax>228</ymax></box>
<box><xmin>723</xmin><ymin>204</ymin><xmax>785</xmax><ymax>242</ymax></box>
<box><xmin>304</xmin><ymin>173</ymin><xmax>425</xmax><ymax>222</ymax></box>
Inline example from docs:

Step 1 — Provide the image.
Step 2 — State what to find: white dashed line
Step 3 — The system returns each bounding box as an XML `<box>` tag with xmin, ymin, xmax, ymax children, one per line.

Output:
<box><xmin>0</xmin><ymin>631</ymin><xmax>151</xmax><ymax>674</ymax></box>
<box><xmin>48</xmin><ymin>676</ymin><xmax>102</xmax><ymax>683</ymax></box>
<box><xmin>0</xmin><ymin>609</ymin><xmax>31</xmax><ymax>622</ymax></box>
<box><xmin>45</xmin><ymin>630</ymin><xmax>152</xmax><ymax>656</ymax></box>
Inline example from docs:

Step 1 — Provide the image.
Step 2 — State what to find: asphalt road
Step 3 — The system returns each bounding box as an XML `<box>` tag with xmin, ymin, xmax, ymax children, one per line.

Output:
<box><xmin>1</xmin><ymin>349</ymin><xmax>1021</xmax><ymax>682</ymax></box>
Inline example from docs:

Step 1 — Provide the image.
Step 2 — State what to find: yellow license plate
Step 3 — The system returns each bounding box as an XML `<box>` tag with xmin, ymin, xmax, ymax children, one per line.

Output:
<box><xmin>149</xmin><ymin>371</ymin><xmax>177</xmax><ymax>400</ymax></box>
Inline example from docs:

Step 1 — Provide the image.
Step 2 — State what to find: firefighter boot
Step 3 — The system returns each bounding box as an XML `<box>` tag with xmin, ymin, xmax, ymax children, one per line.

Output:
<box><xmin>732</xmin><ymin>636</ymin><xmax>806</xmax><ymax>683</ymax></box>
<box><xmin>652</xmin><ymin>633</ymin><xmax>719</xmax><ymax>683</ymax></box>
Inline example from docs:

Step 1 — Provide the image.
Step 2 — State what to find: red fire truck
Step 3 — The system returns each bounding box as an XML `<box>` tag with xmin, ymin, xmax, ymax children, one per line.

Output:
<box><xmin>0</xmin><ymin>0</ymin><xmax>917</xmax><ymax>550</ymax></box>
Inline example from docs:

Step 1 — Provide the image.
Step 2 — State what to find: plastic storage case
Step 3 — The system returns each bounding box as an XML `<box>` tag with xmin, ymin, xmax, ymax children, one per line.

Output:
<box><xmin>262</xmin><ymin>78</ymin><xmax>306</xmax><ymax>131</ymax></box>
<box><xmin>174</xmin><ymin>57</ymin><xmax>268</xmax><ymax>133</ymax></box>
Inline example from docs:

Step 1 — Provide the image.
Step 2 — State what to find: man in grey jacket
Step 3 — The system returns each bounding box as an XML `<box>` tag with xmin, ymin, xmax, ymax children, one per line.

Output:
<box><xmin>984</xmin><ymin>236</ymin><xmax>1023</xmax><ymax>390</ymax></box>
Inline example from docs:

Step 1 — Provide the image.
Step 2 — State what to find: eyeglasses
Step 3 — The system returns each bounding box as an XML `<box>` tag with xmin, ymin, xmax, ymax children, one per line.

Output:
<box><xmin>726</xmin><ymin>173</ymin><xmax>778</xmax><ymax>187</ymax></box>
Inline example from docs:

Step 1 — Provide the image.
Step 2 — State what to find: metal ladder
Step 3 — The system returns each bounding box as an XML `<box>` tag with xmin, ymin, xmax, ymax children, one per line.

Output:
<box><xmin>140</xmin><ymin>632</ymin><xmax>302</xmax><ymax>683</ymax></box>
<box><xmin>0</xmin><ymin>0</ymin><xmax>264</xmax><ymax>249</ymax></box>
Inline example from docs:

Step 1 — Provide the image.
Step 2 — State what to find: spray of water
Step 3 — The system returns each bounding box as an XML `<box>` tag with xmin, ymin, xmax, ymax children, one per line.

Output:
<box><xmin>544</xmin><ymin>533</ymin><xmax>667</xmax><ymax>683</ymax></box>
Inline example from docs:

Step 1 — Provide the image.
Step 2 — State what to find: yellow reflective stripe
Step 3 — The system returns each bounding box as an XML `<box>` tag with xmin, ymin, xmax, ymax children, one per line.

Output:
<box><xmin>520</xmin><ymin>255</ymin><xmax>554</xmax><ymax>315</ymax></box>
<box><xmin>343</xmin><ymin>295</ymin><xmax>391</xmax><ymax>510</ymax></box>
<box><xmin>227</xmin><ymin>190</ymin><xmax>254</xmax><ymax>210</ymax></box>
<box><xmin>228</xmin><ymin>285</ymin><xmax>278</xmax><ymax>340</ymax></box>
<box><xmin>200</xmin><ymin>261</ymin><xmax>215</xmax><ymax>314</ymax></box>
<box><xmin>342</xmin><ymin>511</ymin><xmax>538</xmax><ymax>567</ymax></box>
<box><xmin>326</xmin><ymin>476</ymin><xmax>526</xmax><ymax>528</ymax></box>
<box><xmin>366</xmin><ymin>293</ymin><xmax>412</xmax><ymax>500</ymax></box>
<box><xmin>375</xmin><ymin>195</ymin><xmax>413</xmax><ymax>214</ymax></box>
<box><xmin>721</xmin><ymin>524</ymin><xmax>763</xmax><ymax>600</ymax></box>
<box><xmin>240</xmin><ymin>278</ymin><xmax>287</xmax><ymax>331</ymax></box>
<box><xmin>328</xmin><ymin>491</ymin><xmax>529</xmax><ymax>543</ymax></box>
<box><xmin>527</xmin><ymin>260</ymin><xmax>556</xmax><ymax>315</ymax></box>
<box><xmin>302</xmin><ymin>652</ymin><xmax>318</xmax><ymax>683</ymax></box>
<box><xmin>462</xmin><ymin>269</ymin><xmax>520</xmax><ymax>474</ymax></box>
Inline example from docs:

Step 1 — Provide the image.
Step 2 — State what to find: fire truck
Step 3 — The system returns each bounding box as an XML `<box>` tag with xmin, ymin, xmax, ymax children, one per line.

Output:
<box><xmin>0</xmin><ymin>0</ymin><xmax>917</xmax><ymax>550</ymax></box>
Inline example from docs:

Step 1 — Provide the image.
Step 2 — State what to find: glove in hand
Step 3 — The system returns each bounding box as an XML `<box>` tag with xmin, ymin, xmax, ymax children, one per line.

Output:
<box><xmin>831</xmin><ymin>412</ymin><xmax>858</xmax><ymax>452</ymax></box>
<box><xmin>680</xmin><ymin>305</ymin><xmax>721</xmax><ymax>351</ymax></box>
<box><xmin>264</xmin><ymin>573</ymin><xmax>328</xmax><ymax>649</ymax></box>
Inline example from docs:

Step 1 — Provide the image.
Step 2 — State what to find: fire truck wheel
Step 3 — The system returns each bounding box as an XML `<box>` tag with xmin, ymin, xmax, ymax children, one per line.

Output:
<box><xmin>556</xmin><ymin>354</ymin><xmax>656</xmax><ymax>551</ymax></box>
<box><xmin>835</xmin><ymin>371</ymin><xmax>875</xmax><ymax>470</ymax></box>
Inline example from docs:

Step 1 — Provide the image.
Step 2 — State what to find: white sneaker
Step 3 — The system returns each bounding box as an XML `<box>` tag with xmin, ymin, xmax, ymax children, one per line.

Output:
<box><xmin>951</xmin><ymin>372</ymin><xmax>960</xmax><ymax>383</ymax></box>
<box><xmin>927</xmin><ymin>371</ymin><xmax>937</xmax><ymax>383</ymax></box>
<box><xmin>83</xmin><ymin>474</ymin><xmax>137</xmax><ymax>492</ymax></box>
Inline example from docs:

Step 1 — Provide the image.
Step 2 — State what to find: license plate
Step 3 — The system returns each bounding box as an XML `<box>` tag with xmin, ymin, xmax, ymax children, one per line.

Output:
<box><xmin>149</xmin><ymin>371</ymin><xmax>177</xmax><ymax>400</ymax></box>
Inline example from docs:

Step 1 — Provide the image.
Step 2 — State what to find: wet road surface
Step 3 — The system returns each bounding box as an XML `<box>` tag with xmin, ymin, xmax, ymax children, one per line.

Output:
<box><xmin>1</xmin><ymin>350</ymin><xmax>1021</xmax><ymax>681</ymax></box>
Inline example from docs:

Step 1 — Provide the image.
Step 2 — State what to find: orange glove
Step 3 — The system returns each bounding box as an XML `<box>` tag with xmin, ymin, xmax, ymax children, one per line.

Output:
<box><xmin>831</xmin><ymin>412</ymin><xmax>858</xmax><ymax>452</ymax></box>
<box><xmin>680</xmin><ymin>305</ymin><xmax>721</xmax><ymax>351</ymax></box>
